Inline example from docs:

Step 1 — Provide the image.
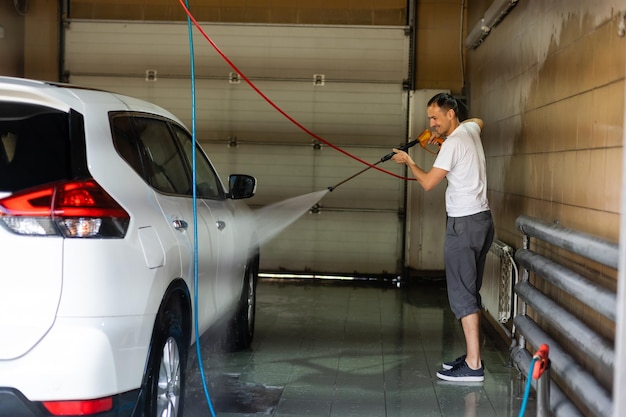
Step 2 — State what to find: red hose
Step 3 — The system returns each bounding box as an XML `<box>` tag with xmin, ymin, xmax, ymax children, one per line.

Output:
<box><xmin>177</xmin><ymin>0</ymin><xmax>415</xmax><ymax>182</ymax></box>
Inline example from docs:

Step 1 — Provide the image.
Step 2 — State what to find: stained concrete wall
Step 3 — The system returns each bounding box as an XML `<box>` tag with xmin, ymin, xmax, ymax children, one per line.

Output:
<box><xmin>0</xmin><ymin>1</ymin><xmax>25</xmax><ymax>77</ymax></box>
<box><xmin>465</xmin><ymin>0</ymin><xmax>624</xmax><ymax>402</ymax></box>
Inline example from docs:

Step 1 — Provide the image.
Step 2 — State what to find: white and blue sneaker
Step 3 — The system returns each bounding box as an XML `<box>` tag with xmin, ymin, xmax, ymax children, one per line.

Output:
<box><xmin>442</xmin><ymin>354</ymin><xmax>467</xmax><ymax>370</ymax></box>
<box><xmin>437</xmin><ymin>360</ymin><xmax>485</xmax><ymax>382</ymax></box>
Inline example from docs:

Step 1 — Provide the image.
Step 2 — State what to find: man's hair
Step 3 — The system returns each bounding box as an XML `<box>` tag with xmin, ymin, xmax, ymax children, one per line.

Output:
<box><xmin>428</xmin><ymin>93</ymin><xmax>459</xmax><ymax>118</ymax></box>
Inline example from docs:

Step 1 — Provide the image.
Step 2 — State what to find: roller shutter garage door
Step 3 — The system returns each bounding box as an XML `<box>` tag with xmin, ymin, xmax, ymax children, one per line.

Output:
<box><xmin>64</xmin><ymin>20</ymin><xmax>410</xmax><ymax>277</ymax></box>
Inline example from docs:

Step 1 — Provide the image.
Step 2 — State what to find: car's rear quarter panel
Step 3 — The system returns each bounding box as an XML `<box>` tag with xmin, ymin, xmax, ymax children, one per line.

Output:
<box><xmin>0</xmin><ymin>235</ymin><xmax>63</xmax><ymax>360</ymax></box>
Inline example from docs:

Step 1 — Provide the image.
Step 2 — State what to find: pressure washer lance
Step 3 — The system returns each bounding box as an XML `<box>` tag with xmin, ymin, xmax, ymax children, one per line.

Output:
<box><xmin>327</xmin><ymin>129</ymin><xmax>441</xmax><ymax>192</ymax></box>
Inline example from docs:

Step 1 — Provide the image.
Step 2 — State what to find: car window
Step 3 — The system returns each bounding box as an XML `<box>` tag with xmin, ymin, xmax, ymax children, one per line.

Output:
<box><xmin>110</xmin><ymin>114</ymin><xmax>146</xmax><ymax>179</ymax></box>
<box><xmin>173</xmin><ymin>125</ymin><xmax>224</xmax><ymax>200</ymax></box>
<box><xmin>1</xmin><ymin>132</ymin><xmax>17</xmax><ymax>163</ymax></box>
<box><xmin>136</xmin><ymin>118</ymin><xmax>192</xmax><ymax>195</ymax></box>
<box><xmin>0</xmin><ymin>103</ymin><xmax>71</xmax><ymax>192</ymax></box>
<box><xmin>111</xmin><ymin>114</ymin><xmax>192</xmax><ymax>196</ymax></box>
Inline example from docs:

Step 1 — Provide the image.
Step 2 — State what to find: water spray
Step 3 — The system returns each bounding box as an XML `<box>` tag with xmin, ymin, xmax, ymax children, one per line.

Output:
<box><xmin>327</xmin><ymin>129</ymin><xmax>442</xmax><ymax>192</ymax></box>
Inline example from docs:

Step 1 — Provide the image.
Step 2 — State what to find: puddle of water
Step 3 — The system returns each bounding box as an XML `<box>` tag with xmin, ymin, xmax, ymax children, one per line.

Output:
<box><xmin>185</xmin><ymin>372</ymin><xmax>283</xmax><ymax>415</ymax></box>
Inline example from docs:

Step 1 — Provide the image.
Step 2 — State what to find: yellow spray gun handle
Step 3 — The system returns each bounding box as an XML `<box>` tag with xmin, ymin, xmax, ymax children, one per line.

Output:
<box><xmin>417</xmin><ymin>129</ymin><xmax>444</xmax><ymax>155</ymax></box>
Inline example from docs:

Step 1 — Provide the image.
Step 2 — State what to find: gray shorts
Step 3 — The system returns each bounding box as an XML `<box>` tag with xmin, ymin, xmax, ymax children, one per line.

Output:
<box><xmin>444</xmin><ymin>210</ymin><xmax>495</xmax><ymax>319</ymax></box>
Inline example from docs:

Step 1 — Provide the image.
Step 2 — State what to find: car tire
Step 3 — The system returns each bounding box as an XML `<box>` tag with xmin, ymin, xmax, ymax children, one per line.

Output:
<box><xmin>225</xmin><ymin>253</ymin><xmax>259</xmax><ymax>351</ymax></box>
<box><xmin>143</xmin><ymin>302</ymin><xmax>188</xmax><ymax>417</ymax></box>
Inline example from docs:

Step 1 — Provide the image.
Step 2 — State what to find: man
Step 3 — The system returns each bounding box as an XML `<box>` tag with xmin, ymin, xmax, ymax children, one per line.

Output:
<box><xmin>391</xmin><ymin>93</ymin><xmax>494</xmax><ymax>382</ymax></box>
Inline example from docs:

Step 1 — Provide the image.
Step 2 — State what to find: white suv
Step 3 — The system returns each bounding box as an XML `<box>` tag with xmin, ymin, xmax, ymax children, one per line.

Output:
<box><xmin>0</xmin><ymin>77</ymin><xmax>258</xmax><ymax>417</ymax></box>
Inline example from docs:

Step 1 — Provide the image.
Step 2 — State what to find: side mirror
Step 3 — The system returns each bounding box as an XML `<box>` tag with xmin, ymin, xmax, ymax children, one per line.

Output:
<box><xmin>228</xmin><ymin>174</ymin><xmax>256</xmax><ymax>199</ymax></box>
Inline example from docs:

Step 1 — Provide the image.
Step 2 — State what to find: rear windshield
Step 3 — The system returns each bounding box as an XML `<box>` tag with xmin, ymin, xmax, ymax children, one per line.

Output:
<box><xmin>0</xmin><ymin>103</ymin><xmax>73</xmax><ymax>192</ymax></box>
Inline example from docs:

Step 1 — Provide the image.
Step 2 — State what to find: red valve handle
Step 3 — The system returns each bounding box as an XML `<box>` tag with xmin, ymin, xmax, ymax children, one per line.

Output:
<box><xmin>532</xmin><ymin>344</ymin><xmax>550</xmax><ymax>380</ymax></box>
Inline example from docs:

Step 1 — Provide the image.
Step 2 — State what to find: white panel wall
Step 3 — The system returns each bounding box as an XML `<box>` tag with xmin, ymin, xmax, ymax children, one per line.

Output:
<box><xmin>203</xmin><ymin>143</ymin><xmax>405</xmax><ymax>274</ymax></box>
<box><xmin>65</xmin><ymin>20</ymin><xmax>412</xmax><ymax>276</ymax></box>
<box><xmin>64</xmin><ymin>21</ymin><xmax>408</xmax><ymax>82</ymax></box>
<box><xmin>201</xmin><ymin>143</ymin><xmax>404</xmax><ymax>207</ymax></box>
<box><xmin>69</xmin><ymin>76</ymin><xmax>407</xmax><ymax>147</ymax></box>
<box><xmin>258</xmin><ymin>211</ymin><xmax>401</xmax><ymax>274</ymax></box>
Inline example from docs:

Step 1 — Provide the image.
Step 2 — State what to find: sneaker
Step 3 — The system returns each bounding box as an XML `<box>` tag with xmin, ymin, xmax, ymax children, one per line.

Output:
<box><xmin>436</xmin><ymin>361</ymin><xmax>485</xmax><ymax>382</ymax></box>
<box><xmin>442</xmin><ymin>354</ymin><xmax>466</xmax><ymax>370</ymax></box>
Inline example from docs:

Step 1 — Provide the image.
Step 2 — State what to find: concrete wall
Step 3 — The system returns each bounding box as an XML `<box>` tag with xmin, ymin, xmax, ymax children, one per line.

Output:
<box><xmin>466</xmin><ymin>0</ymin><xmax>624</xmax><ymax>399</ymax></box>
<box><xmin>0</xmin><ymin>1</ymin><xmax>25</xmax><ymax>76</ymax></box>
<box><xmin>23</xmin><ymin>0</ymin><xmax>59</xmax><ymax>81</ymax></box>
<box><xmin>414</xmin><ymin>0</ymin><xmax>465</xmax><ymax>94</ymax></box>
<box><xmin>0</xmin><ymin>0</ymin><xmax>58</xmax><ymax>81</ymax></box>
<box><xmin>468</xmin><ymin>0</ymin><xmax>622</xmax><ymax>286</ymax></box>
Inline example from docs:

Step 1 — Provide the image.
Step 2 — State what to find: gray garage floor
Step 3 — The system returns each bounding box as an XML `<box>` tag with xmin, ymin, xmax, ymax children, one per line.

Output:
<box><xmin>184</xmin><ymin>279</ymin><xmax>536</xmax><ymax>417</ymax></box>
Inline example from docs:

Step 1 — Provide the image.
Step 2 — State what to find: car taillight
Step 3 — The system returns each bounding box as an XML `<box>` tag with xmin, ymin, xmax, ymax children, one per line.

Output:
<box><xmin>0</xmin><ymin>180</ymin><xmax>130</xmax><ymax>238</ymax></box>
<box><xmin>42</xmin><ymin>397</ymin><xmax>114</xmax><ymax>415</ymax></box>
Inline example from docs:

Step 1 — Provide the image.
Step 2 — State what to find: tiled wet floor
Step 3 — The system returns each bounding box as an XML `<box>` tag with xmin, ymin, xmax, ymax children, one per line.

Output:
<box><xmin>185</xmin><ymin>279</ymin><xmax>536</xmax><ymax>417</ymax></box>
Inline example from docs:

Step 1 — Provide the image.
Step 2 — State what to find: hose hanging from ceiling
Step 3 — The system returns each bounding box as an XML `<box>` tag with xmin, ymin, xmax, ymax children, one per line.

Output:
<box><xmin>177</xmin><ymin>0</ymin><xmax>416</xmax><ymax>182</ymax></box>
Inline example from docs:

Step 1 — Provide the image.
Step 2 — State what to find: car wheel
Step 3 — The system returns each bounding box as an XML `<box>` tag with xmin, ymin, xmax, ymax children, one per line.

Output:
<box><xmin>226</xmin><ymin>254</ymin><xmax>259</xmax><ymax>351</ymax></box>
<box><xmin>144</xmin><ymin>306</ymin><xmax>188</xmax><ymax>417</ymax></box>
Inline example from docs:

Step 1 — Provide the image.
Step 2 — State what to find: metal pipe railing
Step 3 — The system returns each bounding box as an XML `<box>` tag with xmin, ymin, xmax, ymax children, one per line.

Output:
<box><xmin>515</xmin><ymin>280</ymin><xmax>614</xmax><ymax>374</ymax></box>
<box><xmin>512</xmin><ymin>215</ymin><xmax>618</xmax><ymax>417</ymax></box>
<box><xmin>510</xmin><ymin>344</ymin><xmax>582</xmax><ymax>417</ymax></box>
<box><xmin>514</xmin><ymin>315</ymin><xmax>613</xmax><ymax>417</ymax></box>
<box><xmin>516</xmin><ymin>249</ymin><xmax>617</xmax><ymax>321</ymax></box>
<box><xmin>537</xmin><ymin>365</ymin><xmax>551</xmax><ymax>417</ymax></box>
<box><xmin>515</xmin><ymin>215</ymin><xmax>619</xmax><ymax>270</ymax></box>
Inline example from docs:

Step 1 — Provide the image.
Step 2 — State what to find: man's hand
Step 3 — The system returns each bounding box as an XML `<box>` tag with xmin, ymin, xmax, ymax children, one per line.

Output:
<box><xmin>391</xmin><ymin>149</ymin><xmax>414</xmax><ymax>166</ymax></box>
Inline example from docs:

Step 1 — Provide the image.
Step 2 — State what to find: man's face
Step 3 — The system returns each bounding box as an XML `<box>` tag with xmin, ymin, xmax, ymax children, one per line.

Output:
<box><xmin>427</xmin><ymin>104</ymin><xmax>455</xmax><ymax>137</ymax></box>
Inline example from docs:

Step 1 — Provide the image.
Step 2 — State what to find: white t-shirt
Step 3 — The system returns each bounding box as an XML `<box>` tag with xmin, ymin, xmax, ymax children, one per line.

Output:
<box><xmin>433</xmin><ymin>121</ymin><xmax>490</xmax><ymax>217</ymax></box>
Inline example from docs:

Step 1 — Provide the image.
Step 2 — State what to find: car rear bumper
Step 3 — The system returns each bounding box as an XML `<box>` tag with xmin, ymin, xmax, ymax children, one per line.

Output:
<box><xmin>0</xmin><ymin>387</ymin><xmax>140</xmax><ymax>417</ymax></box>
<box><xmin>0</xmin><ymin>315</ymin><xmax>153</xmax><ymax>404</ymax></box>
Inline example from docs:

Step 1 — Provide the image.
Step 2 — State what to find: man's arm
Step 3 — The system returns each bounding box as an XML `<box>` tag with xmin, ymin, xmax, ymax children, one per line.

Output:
<box><xmin>462</xmin><ymin>118</ymin><xmax>484</xmax><ymax>131</ymax></box>
<box><xmin>391</xmin><ymin>149</ymin><xmax>448</xmax><ymax>192</ymax></box>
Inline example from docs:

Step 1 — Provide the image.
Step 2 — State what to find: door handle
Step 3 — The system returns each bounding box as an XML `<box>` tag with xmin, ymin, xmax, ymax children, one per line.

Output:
<box><xmin>172</xmin><ymin>219</ymin><xmax>188</xmax><ymax>230</ymax></box>
<box><xmin>216</xmin><ymin>220</ymin><xmax>226</xmax><ymax>231</ymax></box>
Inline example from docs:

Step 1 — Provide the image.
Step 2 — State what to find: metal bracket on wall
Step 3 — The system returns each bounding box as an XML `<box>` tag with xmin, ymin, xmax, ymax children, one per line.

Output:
<box><xmin>229</xmin><ymin>72</ymin><xmax>241</xmax><ymax>84</ymax></box>
<box><xmin>145</xmin><ymin>69</ymin><xmax>157</xmax><ymax>82</ymax></box>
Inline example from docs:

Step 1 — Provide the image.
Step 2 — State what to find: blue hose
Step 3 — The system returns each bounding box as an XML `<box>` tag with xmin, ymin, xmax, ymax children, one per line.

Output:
<box><xmin>518</xmin><ymin>356</ymin><xmax>538</xmax><ymax>417</ymax></box>
<box><xmin>185</xmin><ymin>2</ymin><xmax>217</xmax><ymax>416</ymax></box>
